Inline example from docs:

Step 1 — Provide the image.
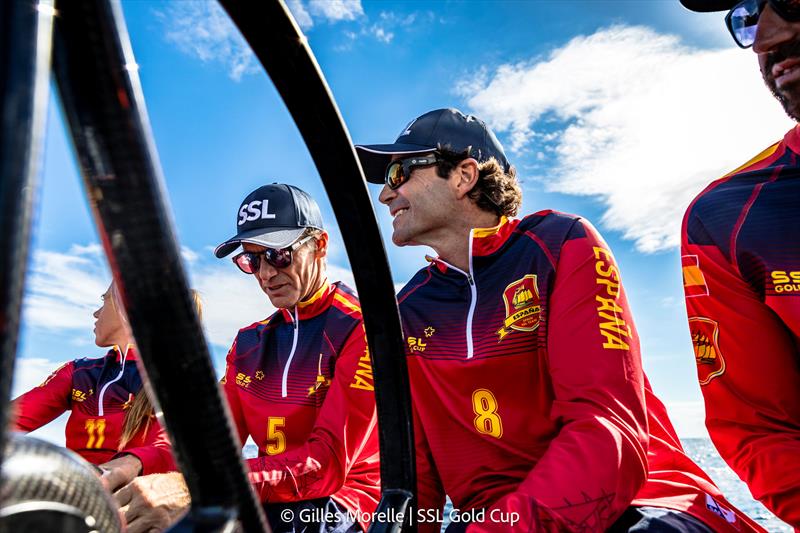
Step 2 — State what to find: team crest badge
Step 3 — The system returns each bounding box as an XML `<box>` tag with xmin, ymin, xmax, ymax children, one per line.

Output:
<box><xmin>689</xmin><ymin>317</ymin><xmax>726</xmax><ymax>385</ymax></box>
<box><xmin>497</xmin><ymin>275</ymin><xmax>541</xmax><ymax>341</ymax></box>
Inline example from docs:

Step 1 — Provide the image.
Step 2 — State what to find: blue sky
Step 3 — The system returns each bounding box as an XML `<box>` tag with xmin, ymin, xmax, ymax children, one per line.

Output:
<box><xmin>13</xmin><ymin>0</ymin><xmax>796</xmax><ymax>447</ymax></box>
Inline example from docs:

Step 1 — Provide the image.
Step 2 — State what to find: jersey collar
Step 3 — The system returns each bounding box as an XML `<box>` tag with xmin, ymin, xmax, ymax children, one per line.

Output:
<box><xmin>279</xmin><ymin>280</ymin><xmax>333</xmax><ymax>322</ymax></box>
<box><xmin>471</xmin><ymin>215</ymin><xmax>517</xmax><ymax>256</ymax></box>
<box><xmin>784</xmin><ymin>124</ymin><xmax>800</xmax><ymax>156</ymax></box>
<box><xmin>425</xmin><ymin>216</ymin><xmax>516</xmax><ymax>273</ymax></box>
<box><xmin>111</xmin><ymin>344</ymin><xmax>137</xmax><ymax>362</ymax></box>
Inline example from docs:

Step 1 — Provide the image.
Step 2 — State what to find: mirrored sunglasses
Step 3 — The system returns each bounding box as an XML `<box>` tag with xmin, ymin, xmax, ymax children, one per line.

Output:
<box><xmin>726</xmin><ymin>0</ymin><xmax>800</xmax><ymax>48</ymax></box>
<box><xmin>232</xmin><ymin>235</ymin><xmax>314</xmax><ymax>274</ymax></box>
<box><xmin>384</xmin><ymin>154</ymin><xmax>439</xmax><ymax>190</ymax></box>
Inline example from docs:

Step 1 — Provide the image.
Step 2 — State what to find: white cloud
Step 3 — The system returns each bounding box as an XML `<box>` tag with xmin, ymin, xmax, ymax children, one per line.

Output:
<box><xmin>357</xmin><ymin>10</ymin><xmax>430</xmax><ymax>46</ymax></box>
<box><xmin>156</xmin><ymin>0</ymin><xmax>423</xmax><ymax>59</ymax></box>
<box><xmin>286</xmin><ymin>0</ymin><xmax>314</xmax><ymax>30</ymax></box>
<box><xmin>187</xmin><ymin>261</ymin><xmax>276</xmax><ymax>349</ymax></box>
<box><xmin>338</xmin><ymin>23</ymin><xmax>395</xmax><ymax>50</ymax></box>
<box><xmin>308</xmin><ymin>0</ymin><xmax>363</xmax><ymax>22</ymax></box>
<box><xmin>11</xmin><ymin>358</ymin><xmax>67</xmax><ymax>398</ymax></box>
<box><xmin>378</xmin><ymin>11</ymin><xmax>418</xmax><ymax>25</ymax></box>
<box><xmin>369</xmin><ymin>25</ymin><xmax>394</xmax><ymax>44</ymax></box>
<box><xmin>69</xmin><ymin>243</ymin><xmax>103</xmax><ymax>256</ymax></box>
<box><xmin>22</xmin><ymin>245</ymin><xmax>109</xmax><ymax>332</ymax></box>
<box><xmin>326</xmin><ymin>263</ymin><xmax>356</xmax><ymax>290</ymax></box>
<box><xmin>181</xmin><ymin>246</ymin><xmax>199</xmax><ymax>264</ymax></box>
<box><xmin>462</xmin><ymin>25</ymin><xmax>794</xmax><ymax>253</ymax></box>
<box><xmin>156</xmin><ymin>2</ymin><xmax>259</xmax><ymax>82</ymax></box>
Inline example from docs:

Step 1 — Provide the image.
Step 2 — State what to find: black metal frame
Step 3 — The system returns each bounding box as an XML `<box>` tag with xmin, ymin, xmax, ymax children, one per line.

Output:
<box><xmin>49</xmin><ymin>0</ymin><xmax>267</xmax><ymax>531</ymax></box>
<box><xmin>0</xmin><ymin>0</ymin><xmax>55</xmax><ymax>473</ymax></box>
<box><xmin>0</xmin><ymin>0</ymin><xmax>416</xmax><ymax>531</ymax></box>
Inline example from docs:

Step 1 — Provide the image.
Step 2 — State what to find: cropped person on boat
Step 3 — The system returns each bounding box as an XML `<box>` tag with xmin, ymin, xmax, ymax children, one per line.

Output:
<box><xmin>10</xmin><ymin>283</ymin><xmax>192</xmax><ymax>490</ymax></box>
<box><xmin>679</xmin><ymin>0</ymin><xmax>800</xmax><ymax>528</ymax></box>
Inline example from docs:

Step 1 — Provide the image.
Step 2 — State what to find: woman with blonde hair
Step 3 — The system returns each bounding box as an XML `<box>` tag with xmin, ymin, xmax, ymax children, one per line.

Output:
<box><xmin>11</xmin><ymin>283</ymin><xmax>202</xmax><ymax>491</ymax></box>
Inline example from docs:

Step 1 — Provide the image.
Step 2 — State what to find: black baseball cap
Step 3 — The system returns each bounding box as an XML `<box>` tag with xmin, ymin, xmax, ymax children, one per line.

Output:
<box><xmin>679</xmin><ymin>0</ymin><xmax>738</xmax><ymax>12</ymax></box>
<box><xmin>355</xmin><ymin>108</ymin><xmax>511</xmax><ymax>185</ymax></box>
<box><xmin>214</xmin><ymin>183</ymin><xmax>324</xmax><ymax>258</ymax></box>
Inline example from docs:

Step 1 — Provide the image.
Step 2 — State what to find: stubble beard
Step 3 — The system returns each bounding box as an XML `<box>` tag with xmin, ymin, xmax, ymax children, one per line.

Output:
<box><xmin>762</xmin><ymin>42</ymin><xmax>800</xmax><ymax>122</ymax></box>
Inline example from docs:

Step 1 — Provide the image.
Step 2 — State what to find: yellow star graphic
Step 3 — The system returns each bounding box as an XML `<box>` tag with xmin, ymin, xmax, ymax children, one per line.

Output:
<box><xmin>308</xmin><ymin>375</ymin><xmax>330</xmax><ymax>396</ymax></box>
<box><xmin>122</xmin><ymin>393</ymin><xmax>134</xmax><ymax>410</ymax></box>
<box><xmin>424</xmin><ymin>326</ymin><xmax>435</xmax><ymax>338</ymax></box>
<box><xmin>255</xmin><ymin>370</ymin><xmax>265</xmax><ymax>380</ymax></box>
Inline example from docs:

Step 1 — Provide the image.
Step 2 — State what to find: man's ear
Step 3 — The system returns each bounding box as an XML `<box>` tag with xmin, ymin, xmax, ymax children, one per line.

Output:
<box><xmin>314</xmin><ymin>232</ymin><xmax>329</xmax><ymax>259</ymax></box>
<box><xmin>452</xmin><ymin>158</ymin><xmax>480</xmax><ymax>199</ymax></box>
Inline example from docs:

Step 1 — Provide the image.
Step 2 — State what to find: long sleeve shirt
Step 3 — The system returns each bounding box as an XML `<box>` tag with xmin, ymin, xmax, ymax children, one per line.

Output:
<box><xmin>222</xmin><ymin>282</ymin><xmax>380</xmax><ymax>531</ymax></box>
<box><xmin>12</xmin><ymin>346</ymin><xmax>175</xmax><ymax>474</ymax></box>
<box><xmin>400</xmin><ymin>213</ymin><xmax>762</xmax><ymax>533</ymax></box>
<box><xmin>682</xmin><ymin>125</ymin><xmax>800</xmax><ymax>529</ymax></box>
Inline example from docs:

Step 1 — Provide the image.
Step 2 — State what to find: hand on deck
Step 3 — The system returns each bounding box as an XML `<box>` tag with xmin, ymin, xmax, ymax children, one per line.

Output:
<box><xmin>98</xmin><ymin>454</ymin><xmax>143</xmax><ymax>492</ymax></box>
<box><xmin>114</xmin><ymin>472</ymin><xmax>191</xmax><ymax>533</ymax></box>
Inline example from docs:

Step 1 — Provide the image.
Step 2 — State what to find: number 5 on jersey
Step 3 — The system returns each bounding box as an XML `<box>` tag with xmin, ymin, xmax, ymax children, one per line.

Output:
<box><xmin>266</xmin><ymin>416</ymin><xmax>286</xmax><ymax>455</ymax></box>
<box><xmin>472</xmin><ymin>389</ymin><xmax>503</xmax><ymax>439</ymax></box>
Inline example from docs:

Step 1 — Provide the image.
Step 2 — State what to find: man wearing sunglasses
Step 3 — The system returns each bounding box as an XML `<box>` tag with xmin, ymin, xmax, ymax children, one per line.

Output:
<box><xmin>115</xmin><ymin>184</ymin><xmax>380</xmax><ymax>533</ymax></box>
<box><xmin>679</xmin><ymin>0</ymin><xmax>800</xmax><ymax>529</ymax></box>
<box><xmin>356</xmin><ymin>109</ymin><xmax>762</xmax><ymax>532</ymax></box>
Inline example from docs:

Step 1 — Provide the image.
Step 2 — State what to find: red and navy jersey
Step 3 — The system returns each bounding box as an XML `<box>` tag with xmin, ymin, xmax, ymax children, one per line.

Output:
<box><xmin>222</xmin><ymin>282</ymin><xmax>379</xmax><ymax>530</ymax></box>
<box><xmin>12</xmin><ymin>346</ymin><xmax>174</xmax><ymax>474</ymax></box>
<box><xmin>682</xmin><ymin>125</ymin><xmax>800</xmax><ymax>528</ymax></box>
<box><xmin>400</xmin><ymin>214</ymin><xmax>763</xmax><ymax>533</ymax></box>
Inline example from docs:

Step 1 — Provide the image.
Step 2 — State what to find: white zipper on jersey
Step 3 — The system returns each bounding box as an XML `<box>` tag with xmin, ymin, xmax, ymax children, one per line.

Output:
<box><xmin>281</xmin><ymin>307</ymin><xmax>300</xmax><ymax>398</ymax></box>
<box><xmin>98</xmin><ymin>345</ymin><xmax>128</xmax><ymax>416</ymax></box>
<box><xmin>437</xmin><ymin>230</ymin><xmax>477</xmax><ymax>359</ymax></box>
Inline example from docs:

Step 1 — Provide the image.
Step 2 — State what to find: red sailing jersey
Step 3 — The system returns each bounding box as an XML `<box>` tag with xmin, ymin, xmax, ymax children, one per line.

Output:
<box><xmin>682</xmin><ymin>125</ymin><xmax>800</xmax><ymax>529</ymax></box>
<box><xmin>222</xmin><ymin>281</ymin><xmax>380</xmax><ymax>530</ymax></box>
<box><xmin>399</xmin><ymin>214</ymin><xmax>763</xmax><ymax>532</ymax></box>
<box><xmin>12</xmin><ymin>346</ymin><xmax>174</xmax><ymax>474</ymax></box>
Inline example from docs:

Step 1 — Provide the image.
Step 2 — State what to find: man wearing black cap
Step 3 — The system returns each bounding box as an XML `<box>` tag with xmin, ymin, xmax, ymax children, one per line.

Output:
<box><xmin>114</xmin><ymin>184</ymin><xmax>380</xmax><ymax>533</ymax></box>
<box><xmin>356</xmin><ymin>109</ymin><xmax>762</xmax><ymax>532</ymax></box>
<box><xmin>679</xmin><ymin>0</ymin><xmax>800</xmax><ymax>528</ymax></box>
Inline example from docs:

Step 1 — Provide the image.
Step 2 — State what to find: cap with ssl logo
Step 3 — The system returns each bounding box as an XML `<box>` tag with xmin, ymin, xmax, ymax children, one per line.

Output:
<box><xmin>214</xmin><ymin>183</ymin><xmax>324</xmax><ymax>258</ymax></box>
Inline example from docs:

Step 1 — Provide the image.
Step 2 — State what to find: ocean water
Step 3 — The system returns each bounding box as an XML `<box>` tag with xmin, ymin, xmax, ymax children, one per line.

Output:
<box><xmin>681</xmin><ymin>438</ymin><xmax>790</xmax><ymax>532</ymax></box>
<box><xmin>245</xmin><ymin>439</ymin><xmax>791</xmax><ymax>531</ymax></box>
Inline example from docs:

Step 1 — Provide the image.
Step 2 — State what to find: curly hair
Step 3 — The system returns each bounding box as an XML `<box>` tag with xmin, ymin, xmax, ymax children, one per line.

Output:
<box><xmin>435</xmin><ymin>146</ymin><xmax>521</xmax><ymax>217</ymax></box>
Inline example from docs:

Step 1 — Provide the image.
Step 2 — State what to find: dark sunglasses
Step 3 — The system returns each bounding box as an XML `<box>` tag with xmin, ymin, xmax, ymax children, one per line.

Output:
<box><xmin>726</xmin><ymin>0</ymin><xmax>800</xmax><ymax>48</ymax></box>
<box><xmin>384</xmin><ymin>154</ymin><xmax>439</xmax><ymax>190</ymax></box>
<box><xmin>232</xmin><ymin>235</ymin><xmax>314</xmax><ymax>274</ymax></box>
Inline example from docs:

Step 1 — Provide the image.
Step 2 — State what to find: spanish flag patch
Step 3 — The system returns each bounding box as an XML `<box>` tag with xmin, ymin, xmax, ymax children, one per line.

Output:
<box><xmin>682</xmin><ymin>254</ymin><xmax>708</xmax><ymax>298</ymax></box>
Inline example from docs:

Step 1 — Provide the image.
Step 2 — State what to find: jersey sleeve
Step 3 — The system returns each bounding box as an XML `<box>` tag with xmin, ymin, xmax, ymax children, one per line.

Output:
<box><xmin>221</xmin><ymin>337</ymin><xmax>250</xmax><ymax>446</ymax></box>
<box><xmin>473</xmin><ymin>219</ymin><xmax>649</xmax><ymax>532</ymax></box>
<box><xmin>118</xmin><ymin>414</ymin><xmax>176</xmax><ymax>475</ymax></box>
<box><xmin>11</xmin><ymin>361</ymin><xmax>74</xmax><ymax>432</ymax></box>
<box><xmin>411</xmin><ymin>395</ymin><xmax>446</xmax><ymax>533</ymax></box>
<box><xmin>682</xmin><ymin>214</ymin><xmax>800</xmax><ymax>527</ymax></box>
<box><xmin>246</xmin><ymin>324</ymin><xmax>378</xmax><ymax>502</ymax></box>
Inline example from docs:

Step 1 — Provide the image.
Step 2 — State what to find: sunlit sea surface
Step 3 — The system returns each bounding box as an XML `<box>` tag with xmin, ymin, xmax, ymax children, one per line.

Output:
<box><xmin>244</xmin><ymin>438</ymin><xmax>791</xmax><ymax>531</ymax></box>
<box><xmin>680</xmin><ymin>438</ymin><xmax>790</xmax><ymax>532</ymax></box>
